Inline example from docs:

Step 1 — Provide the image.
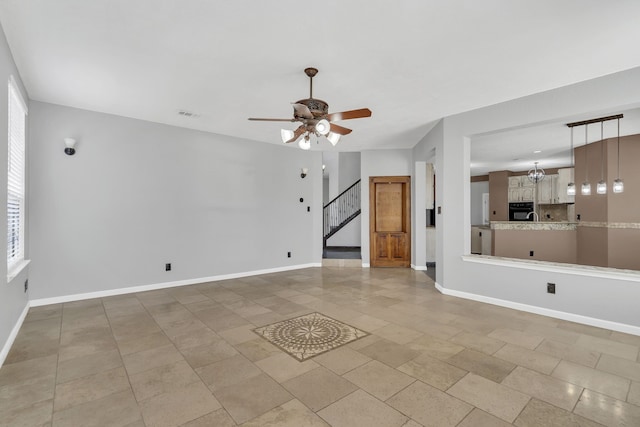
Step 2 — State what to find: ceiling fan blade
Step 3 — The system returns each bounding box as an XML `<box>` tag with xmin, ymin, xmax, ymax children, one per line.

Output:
<box><xmin>292</xmin><ymin>103</ymin><xmax>313</xmax><ymax>120</ymax></box>
<box><xmin>327</xmin><ymin>108</ymin><xmax>372</xmax><ymax>121</ymax></box>
<box><xmin>285</xmin><ymin>125</ymin><xmax>307</xmax><ymax>143</ymax></box>
<box><xmin>329</xmin><ymin>123</ymin><xmax>352</xmax><ymax>135</ymax></box>
<box><xmin>248</xmin><ymin>118</ymin><xmax>296</xmax><ymax>122</ymax></box>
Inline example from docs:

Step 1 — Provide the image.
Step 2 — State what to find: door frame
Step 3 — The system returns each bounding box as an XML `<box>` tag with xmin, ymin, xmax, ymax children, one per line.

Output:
<box><xmin>369</xmin><ymin>176</ymin><xmax>411</xmax><ymax>267</ymax></box>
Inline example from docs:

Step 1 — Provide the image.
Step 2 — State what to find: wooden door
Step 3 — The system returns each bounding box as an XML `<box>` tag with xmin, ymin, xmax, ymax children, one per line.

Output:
<box><xmin>369</xmin><ymin>176</ymin><xmax>411</xmax><ymax>267</ymax></box>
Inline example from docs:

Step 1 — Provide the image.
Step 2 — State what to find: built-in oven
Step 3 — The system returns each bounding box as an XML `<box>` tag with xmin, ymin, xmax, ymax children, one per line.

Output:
<box><xmin>509</xmin><ymin>202</ymin><xmax>534</xmax><ymax>221</ymax></box>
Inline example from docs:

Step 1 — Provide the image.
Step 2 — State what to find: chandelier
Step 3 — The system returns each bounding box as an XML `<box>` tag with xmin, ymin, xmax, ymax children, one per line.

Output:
<box><xmin>527</xmin><ymin>162</ymin><xmax>545</xmax><ymax>183</ymax></box>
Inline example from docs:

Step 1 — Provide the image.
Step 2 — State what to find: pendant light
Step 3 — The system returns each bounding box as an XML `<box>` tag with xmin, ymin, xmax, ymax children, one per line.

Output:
<box><xmin>613</xmin><ymin>117</ymin><xmax>624</xmax><ymax>193</ymax></box>
<box><xmin>581</xmin><ymin>124</ymin><xmax>591</xmax><ymax>195</ymax></box>
<box><xmin>567</xmin><ymin>127</ymin><xmax>576</xmax><ymax>195</ymax></box>
<box><xmin>566</xmin><ymin>113</ymin><xmax>624</xmax><ymax>195</ymax></box>
<box><xmin>527</xmin><ymin>162</ymin><xmax>545</xmax><ymax>183</ymax></box>
<box><xmin>596</xmin><ymin>121</ymin><xmax>607</xmax><ymax>194</ymax></box>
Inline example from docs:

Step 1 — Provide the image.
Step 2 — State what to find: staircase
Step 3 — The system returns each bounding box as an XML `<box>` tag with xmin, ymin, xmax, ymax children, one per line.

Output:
<box><xmin>323</xmin><ymin>179</ymin><xmax>361</xmax><ymax>247</ymax></box>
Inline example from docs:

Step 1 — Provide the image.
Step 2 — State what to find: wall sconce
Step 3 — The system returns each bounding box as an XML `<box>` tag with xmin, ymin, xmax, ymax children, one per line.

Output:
<box><xmin>300</xmin><ymin>168</ymin><xmax>308</xmax><ymax>179</ymax></box>
<box><xmin>64</xmin><ymin>137</ymin><xmax>77</xmax><ymax>155</ymax></box>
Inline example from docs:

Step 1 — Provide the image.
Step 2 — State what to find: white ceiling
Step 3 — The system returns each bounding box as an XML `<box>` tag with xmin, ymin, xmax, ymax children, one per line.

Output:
<box><xmin>1</xmin><ymin>0</ymin><xmax>640</xmax><ymax>155</ymax></box>
<box><xmin>471</xmin><ymin>107</ymin><xmax>640</xmax><ymax>176</ymax></box>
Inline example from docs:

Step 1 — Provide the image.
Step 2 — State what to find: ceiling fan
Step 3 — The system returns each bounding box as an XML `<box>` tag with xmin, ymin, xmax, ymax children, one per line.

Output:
<box><xmin>248</xmin><ymin>67</ymin><xmax>372</xmax><ymax>149</ymax></box>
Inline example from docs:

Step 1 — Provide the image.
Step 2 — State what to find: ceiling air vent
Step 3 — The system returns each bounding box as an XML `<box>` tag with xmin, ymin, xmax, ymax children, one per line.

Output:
<box><xmin>177</xmin><ymin>110</ymin><xmax>199</xmax><ymax>118</ymax></box>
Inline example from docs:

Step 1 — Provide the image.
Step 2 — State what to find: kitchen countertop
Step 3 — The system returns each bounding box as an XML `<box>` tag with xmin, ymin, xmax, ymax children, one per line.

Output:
<box><xmin>491</xmin><ymin>221</ymin><xmax>577</xmax><ymax>231</ymax></box>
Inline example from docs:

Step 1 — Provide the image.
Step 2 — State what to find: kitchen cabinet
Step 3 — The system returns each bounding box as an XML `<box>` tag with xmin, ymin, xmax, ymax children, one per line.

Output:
<box><xmin>508</xmin><ymin>185</ymin><xmax>534</xmax><ymax>202</ymax></box>
<box><xmin>481</xmin><ymin>229</ymin><xmax>492</xmax><ymax>255</ymax></box>
<box><xmin>471</xmin><ymin>226</ymin><xmax>491</xmax><ymax>255</ymax></box>
<box><xmin>556</xmin><ymin>168</ymin><xmax>575</xmax><ymax>203</ymax></box>
<box><xmin>471</xmin><ymin>227</ymin><xmax>482</xmax><ymax>254</ymax></box>
<box><xmin>508</xmin><ymin>176</ymin><xmax>523</xmax><ymax>187</ymax></box>
<box><xmin>508</xmin><ymin>175</ymin><xmax>534</xmax><ymax>202</ymax></box>
<box><xmin>538</xmin><ymin>174</ymin><xmax>559</xmax><ymax>204</ymax></box>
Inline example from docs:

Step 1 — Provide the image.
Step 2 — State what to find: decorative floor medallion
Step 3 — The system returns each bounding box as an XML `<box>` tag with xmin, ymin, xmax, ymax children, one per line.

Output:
<box><xmin>253</xmin><ymin>312</ymin><xmax>369</xmax><ymax>361</ymax></box>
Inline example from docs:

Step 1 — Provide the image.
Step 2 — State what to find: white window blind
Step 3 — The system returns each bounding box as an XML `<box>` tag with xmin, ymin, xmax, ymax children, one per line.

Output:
<box><xmin>7</xmin><ymin>76</ymin><xmax>27</xmax><ymax>269</ymax></box>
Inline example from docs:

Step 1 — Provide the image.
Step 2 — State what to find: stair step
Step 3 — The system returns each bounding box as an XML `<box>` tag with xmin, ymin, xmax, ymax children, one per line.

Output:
<box><xmin>322</xmin><ymin>259</ymin><xmax>362</xmax><ymax>268</ymax></box>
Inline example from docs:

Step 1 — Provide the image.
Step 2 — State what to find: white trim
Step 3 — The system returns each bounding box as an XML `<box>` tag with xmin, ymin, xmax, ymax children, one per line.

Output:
<box><xmin>411</xmin><ymin>264</ymin><xmax>427</xmax><ymax>271</ymax></box>
<box><xmin>30</xmin><ymin>263</ymin><xmax>321</xmax><ymax>307</ymax></box>
<box><xmin>462</xmin><ymin>255</ymin><xmax>640</xmax><ymax>282</ymax></box>
<box><xmin>434</xmin><ymin>282</ymin><xmax>640</xmax><ymax>336</ymax></box>
<box><xmin>0</xmin><ymin>302</ymin><xmax>29</xmax><ymax>367</ymax></box>
<box><xmin>362</xmin><ymin>263</ymin><xmax>370</xmax><ymax>268</ymax></box>
<box><xmin>8</xmin><ymin>75</ymin><xmax>28</xmax><ymax>114</ymax></box>
<box><xmin>7</xmin><ymin>259</ymin><xmax>30</xmax><ymax>283</ymax></box>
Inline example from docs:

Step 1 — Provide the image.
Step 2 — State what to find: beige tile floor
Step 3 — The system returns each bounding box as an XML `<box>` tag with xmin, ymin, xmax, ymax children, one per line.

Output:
<box><xmin>1</xmin><ymin>267</ymin><xmax>640</xmax><ymax>426</ymax></box>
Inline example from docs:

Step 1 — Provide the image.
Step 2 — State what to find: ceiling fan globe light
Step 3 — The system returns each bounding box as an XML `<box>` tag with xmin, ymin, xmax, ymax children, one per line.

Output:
<box><xmin>281</xmin><ymin>129</ymin><xmax>295</xmax><ymax>144</ymax></box>
<box><xmin>315</xmin><ymin>119</ymin><xmax>330</xmax><ymax>136</ymax></box>
<box><xmin>327</xmin><ymin>132</ymin><xmax>340</xmax><ymax>146</ymax></box>
<box><xmin>298</xmin><ymin>138</ymin><xmax>311</xmax><ymax>150</ymax></box>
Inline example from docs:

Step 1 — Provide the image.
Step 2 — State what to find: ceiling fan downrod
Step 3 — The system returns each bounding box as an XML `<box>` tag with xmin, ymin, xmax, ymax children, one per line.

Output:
<box><xmin>305</xmin><ymin>67</ymin><xmax>318</xmax><ymax>99</ymax></box>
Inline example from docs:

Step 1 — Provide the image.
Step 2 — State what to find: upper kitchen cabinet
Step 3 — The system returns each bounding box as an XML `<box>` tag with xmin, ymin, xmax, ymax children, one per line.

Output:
<box><xmin>508</xmin><ymin>176</ymin><xmax>534</xmax><ymax>188</ymax></box>
<box><xmin>538</xmin><ymin>174</ymin><xmax>559</xmax><ymax>204</ymax></box>
<box><xmin>556</xmin><ymin>168</ymin><xmax>575</xmax><ymax>203</ymax></box>
<box><xmin>508</xmin><ymin>176</ymin><xmax>534</xmax><ymax>202</ymax></box>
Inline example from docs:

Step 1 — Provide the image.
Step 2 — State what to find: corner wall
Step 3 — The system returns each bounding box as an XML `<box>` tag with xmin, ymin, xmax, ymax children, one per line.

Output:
<box><xmin>430</xmin><ymin>67</ymin><xmax>640</xmax><ymax>331</ymax></box>
<box><xmin>0</xmin><ymin>23</ymin><xmax>29</xmax><ymax>365</ymax></box>
<box><xmin>28</xmin><ymin>102</ymin><xmax>322</xmax><ymax>300</ymax></box>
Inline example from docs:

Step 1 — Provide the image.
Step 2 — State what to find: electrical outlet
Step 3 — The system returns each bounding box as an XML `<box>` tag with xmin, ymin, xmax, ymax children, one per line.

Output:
<box><xmin>287</xmin><ymin>252</ymin><xmax>291</xmax><ymax>258</ymax></box>
<box><xmin>529</xmin><ymin>250</ymin><xmax>534</xmax><ymax>256</ymax></box>
<box><xmin>165</xmin><ymin>263</ymin><xmax>171</xmax><ymax>271</ymax></box>
<box><xmin>547</xmin><ymin>282</ymin><xmax>556</xmax><ymax>294</ymax></box>
<box><xmin>24</xmin><ymin>279</ymin><xmax>28</xmax><ymax>292</ymax></box>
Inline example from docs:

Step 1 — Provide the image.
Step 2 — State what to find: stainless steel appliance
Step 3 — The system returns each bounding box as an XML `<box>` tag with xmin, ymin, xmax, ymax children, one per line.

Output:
<box><xmin>509</xmin><ymin>202</ymin><xmax>534</xmax><ymax>221</ymax></box>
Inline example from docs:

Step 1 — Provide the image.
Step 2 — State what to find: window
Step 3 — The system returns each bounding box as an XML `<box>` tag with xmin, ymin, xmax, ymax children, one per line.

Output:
<box><xmin>7</xmin><ymin>76</ymin><xmax>27</xmax><ymax>270</ymax></box>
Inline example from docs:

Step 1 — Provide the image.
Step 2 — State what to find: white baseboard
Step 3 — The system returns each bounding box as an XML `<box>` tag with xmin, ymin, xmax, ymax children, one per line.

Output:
<box><xmin>411</xmin><ymin>264</ymin><xmax>427</xmax><ymax>271</ymax></box>
<box><xmin>0</xmin><ymin>302</ymin><xmax>29</xmax><ymax>367</ymax></box>
<box><xmin>362</xmin><ymin>263</ymin><xmax>370</xmax><ymax>268</ymax></box>
<box><xmin>30</xmin><ymin>263</ymin><xmax>321</xmax><ymax>307</ymax></box>
<box><xmin>434</xmin><ymin>283</ymin><xmax>640</xmax><ymax>336</ymax></box>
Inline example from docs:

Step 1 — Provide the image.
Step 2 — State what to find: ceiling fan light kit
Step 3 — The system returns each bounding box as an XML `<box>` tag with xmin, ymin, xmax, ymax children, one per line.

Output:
<box><xmin>327</xmin><ymin>132</ymin><xmax>340</xmax><ymax>146</ymax></box>
<box><xmin>249</xmin><ymin>67</ymin><xmax>372</xmax><ymax>149</ymax></box>
<box><xmin>298</xmin><ymin>136</ymin><xmax>311</xmax><ymax>150</ymax></box>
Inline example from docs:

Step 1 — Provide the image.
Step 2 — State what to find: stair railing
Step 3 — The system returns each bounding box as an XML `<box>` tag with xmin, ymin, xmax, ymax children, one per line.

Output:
<box><xmin>323</xmin><ymin>179</ymin><xmax>361</xmax><ymax>243</ymax></box>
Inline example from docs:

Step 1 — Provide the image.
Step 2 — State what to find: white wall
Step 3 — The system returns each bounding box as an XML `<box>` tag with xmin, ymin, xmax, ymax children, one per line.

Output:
<box><xmin>0</xmin><ymin>24</ymin><xmax>30</xmax><ymax>365</ymax></box>
<box><xmin>360</xmin><ymin>149</ymin><xmax>413</xmax><ymax>265</ymax></box>
<box><xmin>338</xmin><ymin>152</ymin><xmax>360</xmax><ymax>193</ymax></box>
<box><xmin>470</xmin><ymin>181</ymin><xmax>489</xmax><ymax>225</ymax></box>
<box><xmin>326</xmin><ymin>216</ymin><xmax>360</xmax><ymax>247</ymax></box>
<box><xmin>322</xmin><ymin>151</ymin><xmax>339</xmax><ymax>201</ymax></box>
<box><xmin>412</xmin><ymin>162</ymin><xmax>427</xmax><ymax>268</ymax></box>
<box><xmin>28</xmin><ymin>102</ymin><xmax>322</xmax><ymax>300</ymax></box>
<box><xmin>424</xmin><ymin>67</ymin><xmax>640</xmax><ymax>331</ymax></box>
<box><xmin>413</xmin><ymin>121</ymin><xmax>444</xmax><ymax>280</ymax></box>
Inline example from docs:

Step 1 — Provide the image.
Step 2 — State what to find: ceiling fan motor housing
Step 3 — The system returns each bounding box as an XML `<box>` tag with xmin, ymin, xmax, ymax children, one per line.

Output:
<box><xmin>295</xmin><ymin>98</ymin><xmax>329</xmax><ymax>119</ymax></box>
